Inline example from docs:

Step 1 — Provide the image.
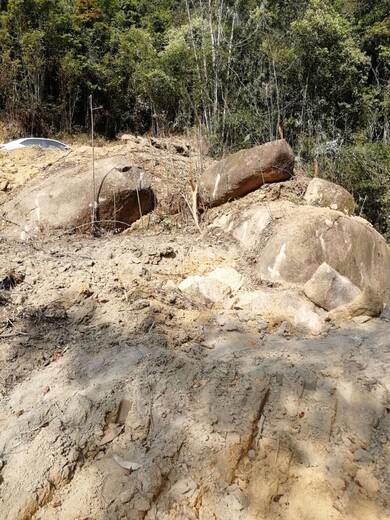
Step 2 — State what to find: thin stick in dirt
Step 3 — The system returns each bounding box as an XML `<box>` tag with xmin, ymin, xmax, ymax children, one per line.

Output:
<box><xmin>89</xmin><ymin>95</ymin><xmax>102</xmax><ymax>236</ymax></box>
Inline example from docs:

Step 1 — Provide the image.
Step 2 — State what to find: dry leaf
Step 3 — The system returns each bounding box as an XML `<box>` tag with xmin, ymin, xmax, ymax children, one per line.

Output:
<box><xmin>99</xmin><ymin>424</ymin><xmax>123</xmax><ymax>446</ymax></box>
<box><xmin>112</xmin><ymin>453</ymin><xmax>141</xmax><ymax>470</ymax></box>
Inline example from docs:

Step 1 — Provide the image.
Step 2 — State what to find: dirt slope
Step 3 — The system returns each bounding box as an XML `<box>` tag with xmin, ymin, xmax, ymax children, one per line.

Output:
<box><xmin>0</xmin><ymin>139</ymin><xmax>389</xmax><ymax>520</ymax></box>
<box><xmin>0</xmin><ymin>135</ymin><xmax>211</xmax><ymax>220</ymax></box>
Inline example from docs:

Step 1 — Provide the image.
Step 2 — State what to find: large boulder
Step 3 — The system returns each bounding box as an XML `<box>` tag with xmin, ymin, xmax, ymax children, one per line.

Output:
<box><xmin>211</xmin><ymin>201</ymin><xmax>390</xmax><ymax>306</ymax></box>
<box><xmin>1</xmin><ymin>156</ymin><xmax>155</xmax><ymax>237</ymax></box>
<box><xmin>304</xmin><ymin>178</ymin><xmax>355</xmax><ymax>215</ymax></box>
<box><xmin>199</xmin><ymin>139</ymin><xmax>294</xmax><ymax>207</ymax></box>
<box><xmin>255</xmin><ymin>206</ymin><xmax>390</xmax><ymax>304</ymax></box>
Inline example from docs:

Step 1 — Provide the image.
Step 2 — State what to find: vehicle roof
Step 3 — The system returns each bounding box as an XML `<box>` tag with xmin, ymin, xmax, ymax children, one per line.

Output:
<box><xmin>6</xmin><ymin>137</ymin><xmax>68</xmax><ymax>145</ymax></box>
<box><xmin>5</xmin><ymin>138</ymin><xmax>25</xmax><ymax>144</ymax></box>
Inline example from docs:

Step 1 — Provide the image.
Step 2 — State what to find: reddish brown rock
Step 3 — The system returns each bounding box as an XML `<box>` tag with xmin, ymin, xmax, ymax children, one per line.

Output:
<box><xmin>199</xmin><ymin>139</ymin><xmax>294</xmax><ymax>207</ymax></box>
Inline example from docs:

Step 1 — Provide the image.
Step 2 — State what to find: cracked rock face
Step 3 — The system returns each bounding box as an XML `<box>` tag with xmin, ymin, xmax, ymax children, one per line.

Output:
<box><xmin>213</xmin><ymin>201</ymin><xmax>390</xmax><ymax>306</ymax></box>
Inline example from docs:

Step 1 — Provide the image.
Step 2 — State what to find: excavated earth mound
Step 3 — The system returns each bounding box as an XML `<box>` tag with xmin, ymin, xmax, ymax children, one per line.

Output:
<box><xmin>0</xmin><ymin>138</ymin><xmax>390</xmax><ymax>520</ymax></box>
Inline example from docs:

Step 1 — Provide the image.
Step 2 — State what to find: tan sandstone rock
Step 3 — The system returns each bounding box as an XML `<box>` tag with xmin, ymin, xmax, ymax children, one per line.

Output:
<box><xmin>329</xmin><ymin>285</ymin><xmax>384</xmax><ymax>319</ymax></box>
<box><xmin>303</xmin><ymin>262</ymin><xmax>361</xmax><ymax>311</ymax></box>
<box><xmin>305</xmin><ymin>178</ymin><xmax>356</xmax><ymax>215</ymax></box>
<box><xmin>255</xmin><ymin>207</ymin><xmax>390</xmax><ymax>305</ymax></box>
<box><xmin>229</xmin><ymin>204</ymin><xmax>389</xmax><ymax>306</ymax></box>
<box><xmin>178</xmin><ymin>275</ymin><xmax>232</xmax><ymax>303</ymax></box>
<box><xmin>178</xmin><ymin>267</ymin><xmax>243</xmax><ymax>303</ymax></box>
<box><xmin>1</xmin><ymin>156</ymin><xmax>155</xmax><ymax>237</ymax></box>
<box><xmin>207</xmin><ymin>267</ymin><xmax>243</xmax><ymax>292</ymax></box>
<box><xmin>210</xmin><ymin>205</ymin><xmax>273</xmax><ymax>249</ymax></box>
<box><xmin>235</xmin><ymin>289</ymin><xmax>325</xmax><ymax>335</ymax></box>
<box><xmin>211</xmin><ymin>201</ymin><xmax>390</xmax><ymax>307</ymax></box>
<box><xmin>116</xmin><ymin>252</ymin><xmax>144</xmax><ymax>291</ymax></box>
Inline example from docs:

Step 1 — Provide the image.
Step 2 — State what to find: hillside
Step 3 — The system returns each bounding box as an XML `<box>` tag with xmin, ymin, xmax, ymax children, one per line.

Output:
<box><xmin>0</xmin><ymin>138</ymin><xmax>390</xmax><ymax>520</ymax></box>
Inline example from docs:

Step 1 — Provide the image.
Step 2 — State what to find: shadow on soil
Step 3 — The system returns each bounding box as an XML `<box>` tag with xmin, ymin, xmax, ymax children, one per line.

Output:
<box><xmin>3</xmin><ymin>286</ymin><xmax>389</xmax><ymax>520</ymax></box>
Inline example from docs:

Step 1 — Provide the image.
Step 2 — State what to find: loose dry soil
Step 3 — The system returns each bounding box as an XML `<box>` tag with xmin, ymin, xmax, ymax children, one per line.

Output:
<box><xmin>0</xmin><ymin>139</ymin><xmax>389</xmax><ymax>520</ymax></box>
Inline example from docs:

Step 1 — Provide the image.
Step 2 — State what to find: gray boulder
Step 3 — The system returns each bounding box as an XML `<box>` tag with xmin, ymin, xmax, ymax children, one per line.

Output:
<box><xmin>305</xmin><ymin>178</ymin><xmax>355</xmax><ymax>215</ymax></box>
<box><xmin>211</xmin><ymin>201</ymin><xmax>390</xmax><ymax>306</ymax></box>
<box><xmin>1</xmin><ymin>156</ymin><xmax>155</xmax><ymax>237</ymax></box>
<box><xmin>303</xmin><ymin>263</ymin><xmax>361</xmax><ymax>311</ymax></box>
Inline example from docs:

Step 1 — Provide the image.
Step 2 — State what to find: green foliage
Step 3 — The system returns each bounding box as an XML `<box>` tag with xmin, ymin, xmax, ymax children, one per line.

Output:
<box><xmin>0</xmin><ymin>0</ymin><xmax>388</xmax><ymax>153</ymax></box>
<box><xmin>319</xmin><ymin>143</ymin><xmax>390</xmax><ymax>237</ymax></box>
<box><xmin>291</xmin><ymin>0</ymin><xmax>369</xmax><ymax>133</ymax></box>
<box><xmin>0</xmin><ymin>0</ymin><xmax>388</xmax><ymax>234</ymax></box>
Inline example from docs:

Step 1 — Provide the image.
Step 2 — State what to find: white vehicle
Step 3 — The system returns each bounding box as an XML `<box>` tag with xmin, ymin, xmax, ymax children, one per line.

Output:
<box><xmin>0</xmin><ymin>137</ymin><xmax>71</xmax><ymax>151</ymax></box>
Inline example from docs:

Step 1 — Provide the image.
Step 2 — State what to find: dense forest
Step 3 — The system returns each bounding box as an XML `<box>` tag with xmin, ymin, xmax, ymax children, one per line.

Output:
<box><xmin>0</xmin><ymin>0</ymin><xmax>389</xmax><ymax>232</ymax></box>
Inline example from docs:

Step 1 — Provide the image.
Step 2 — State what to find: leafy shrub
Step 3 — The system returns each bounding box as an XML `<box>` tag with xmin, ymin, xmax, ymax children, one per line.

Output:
<box><xmin>317</xmin><ymin>142</ymin><xmax>390</xmax><ymax>238</ymax></box>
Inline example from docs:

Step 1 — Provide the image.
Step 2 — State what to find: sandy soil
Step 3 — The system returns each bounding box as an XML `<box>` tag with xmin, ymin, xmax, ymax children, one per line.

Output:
<box><xmin>0</xmin><ymin>139</ymin><xmax>389</xmax><ymax>520</ymax></box>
